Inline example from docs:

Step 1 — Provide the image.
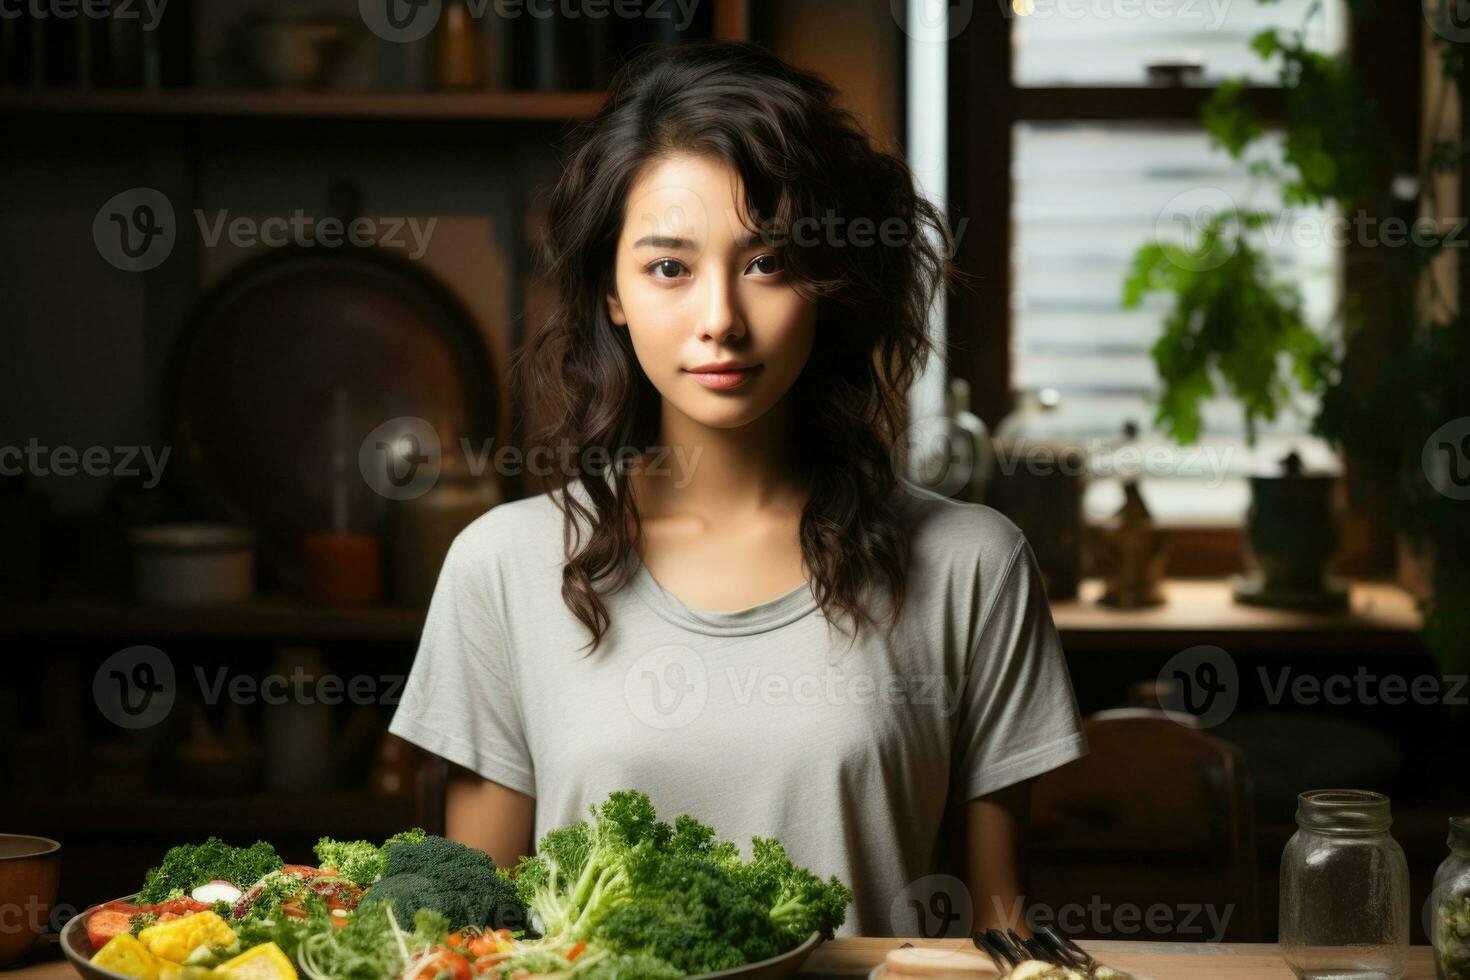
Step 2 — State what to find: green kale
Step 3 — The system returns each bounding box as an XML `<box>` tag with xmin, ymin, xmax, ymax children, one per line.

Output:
<box><xmin>236</xmin><ymin>870</ymin><xmax>310</xmax><ymax>923</ymax></box>
<box><xmin>234</xmin><ymin>896</ymin><xmax>332</xmax><ymax>962</ymax></box>
<box><xmin>137</xmin><ymin>838</ymin><xmax>284</xmax><ymax>904</ymax></box>
<box><xmin>594</xmin><ymin>853</ymin><xmax>784</xmax><ymax>973</ymax></box>
<box><xmin>289</xmin><ymin>901</ymin><xmax>446</xmax><ymax>980</ymax></box>
<box><xmin>569</xmin><ymin>949</ymin><xmax>684</xmax><ymax>980</ymax></box>
<box><xmin>510</xmin><ymin>790</ymin><xmax>674</xmax><ymax>942</ymax></box>
<box><xmin>509</xmin><ymin>789</ymin><xmax>851</xmax><ymax>973</ymax></box>
<box><xmin>360</xmin><ymin>835</ymin><xmax>526</xmax><ymax>932</ymax></box>
<box><xmin>731</xmin><ymin>836</ymin><xmax>853</xmax><ymax>944</ymax></box>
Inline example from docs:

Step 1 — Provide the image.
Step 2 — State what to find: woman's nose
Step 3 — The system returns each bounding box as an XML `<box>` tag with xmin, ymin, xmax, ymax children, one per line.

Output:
<box><xmin>698</xmin><ymin>273</ymin><xmax>743</xmax><ymax>344</ymax></box>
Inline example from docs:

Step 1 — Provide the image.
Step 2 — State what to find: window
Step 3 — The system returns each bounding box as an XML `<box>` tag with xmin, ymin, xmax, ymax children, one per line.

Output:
<box><xmin>1011</xmin><ymin>124</ymin><xmax>1341</xmax><ymax>523</ymax></box>
<box><xmin>1013</xmin><ymin>0</ymin><xmax>1345</xmax><ymax>86</ymax></box>
<box><xmin>952</xmin><ymin>0</ymin><xmax>1350</xmax><ymax>526</ymax></box>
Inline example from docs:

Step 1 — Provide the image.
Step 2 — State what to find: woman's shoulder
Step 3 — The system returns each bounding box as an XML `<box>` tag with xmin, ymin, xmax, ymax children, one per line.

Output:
<box><xmin>891</xmin><ymin>479</ymin><xmax>1030</xmax><ymax>581</ymax></box>
<box><xmin>447</xmin><ymin>486</ymin><xmax>573</xmax><ymax>574</ymax></box>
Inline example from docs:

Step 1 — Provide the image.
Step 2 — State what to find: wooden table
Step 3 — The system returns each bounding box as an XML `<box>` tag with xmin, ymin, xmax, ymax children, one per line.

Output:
<box><xmin>7</xmin><ymin>938</ymin><xmax>1438</xmax><ymax>980</ymax></box>
<box><xmin>795</xmin><ymin>936</ymin><xmax>1438</xmax><ymax>979</ymax></box>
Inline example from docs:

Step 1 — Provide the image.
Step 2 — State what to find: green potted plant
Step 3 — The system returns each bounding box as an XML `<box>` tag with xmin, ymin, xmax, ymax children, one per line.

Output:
<box><xmin>1123</xmin><ymin>0</ymin><xmax>1470</xmax><ymax>669</ymax></box>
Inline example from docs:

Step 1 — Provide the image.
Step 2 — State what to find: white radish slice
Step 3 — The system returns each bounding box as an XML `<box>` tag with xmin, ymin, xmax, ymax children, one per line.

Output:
<box><xmin>190</xmin><ymin>880</ymin><xmax>244</xmax><ymax>904</ymax></box>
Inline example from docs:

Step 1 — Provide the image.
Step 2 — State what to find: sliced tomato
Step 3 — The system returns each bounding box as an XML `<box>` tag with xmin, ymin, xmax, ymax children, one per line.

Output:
<box><xmin>464</xmin><ymin>935</ymin><xmax>495</xmax><ymax>958</ymax></box>
<box><xmin>101</xmin><ymin>897</ymin><xmax>209</xmax><ymax>917</ymax></box>
<box><xmin>280</xmin><ymin>864</ymin><xmax>329</xmax><ymax>879</ymax></box>
<box><xmin>409</xmin><ymin>949</ymin><xmax>471</xmax><ymax>980</ymax></box>
<box><xmin>471</xmin><ymin>955</ymin><xmax>511</xmax><ymax>977</ymax></box>
<box><xmin>309</xmin><ymin>880</ymin><xmax>363</xmax><ymax>912</ymax></box>
<box><xmin>149</xmin><ymin>897</ymin><xmax>210</xmax><ymax>917</ymax></box>
<box><xmin>86</xmin><ymin>909</ymin><xmax>133</xmax><ymax>950</ymax></box>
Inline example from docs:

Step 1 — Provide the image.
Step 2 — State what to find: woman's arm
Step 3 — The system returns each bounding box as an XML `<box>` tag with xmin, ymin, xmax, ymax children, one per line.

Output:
<box><xmin>965</xmin><ymin>777</ymin><xmax>1034</xmax><ymax>936</ymax></box>
<box><xmin>445</xmin><ymin>763</ymin><xmax>536</xmax><ymax>869</ymax></box>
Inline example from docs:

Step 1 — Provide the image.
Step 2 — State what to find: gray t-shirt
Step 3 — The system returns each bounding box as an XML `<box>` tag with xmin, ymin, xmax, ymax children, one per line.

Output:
<box><xmin>388</xmin><ymin>479</ymin><xmax>1087</xmax><ymax>938</ymax></box>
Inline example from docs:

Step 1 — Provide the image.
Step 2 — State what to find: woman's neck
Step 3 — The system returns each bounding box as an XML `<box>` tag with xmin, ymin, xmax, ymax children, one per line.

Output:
<box><xmin>630</xmin><ymin>395</ymin><xmax>807</xmax><ymax>522</ymax></box>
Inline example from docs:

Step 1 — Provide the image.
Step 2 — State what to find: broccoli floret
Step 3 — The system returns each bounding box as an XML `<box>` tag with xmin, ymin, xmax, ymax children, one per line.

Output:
<box><xmin>137</xmin><ymin>838</ymin><xmax>284</xmax><ymax>904</ymax></box>
<box><xmin>360</xmin><ymin>835</ymin><xmax>527</xmax><ymax>932</ymax></box>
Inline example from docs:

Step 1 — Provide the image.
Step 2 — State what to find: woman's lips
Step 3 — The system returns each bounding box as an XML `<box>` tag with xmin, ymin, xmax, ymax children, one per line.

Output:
<box><xmin>687</xmin><ymin>365</ymin><xmax>760</xmax><ymax>390</ymax></box>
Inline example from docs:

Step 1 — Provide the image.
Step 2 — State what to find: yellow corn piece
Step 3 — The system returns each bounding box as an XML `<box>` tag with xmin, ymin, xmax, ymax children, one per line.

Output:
<box><xmin>93</xmin><ymin>933</ymin><xmax>165</xmax><ymax>980</ymax></box>
<box><xmin>216</xmin><ymin>942</ymin><xmax>297</xmax><ymax>980</ymax></box>
<box><xmin>138</xmin><ymin>912</ymin><xmax>238</xmax><ymax>963</ymax></box>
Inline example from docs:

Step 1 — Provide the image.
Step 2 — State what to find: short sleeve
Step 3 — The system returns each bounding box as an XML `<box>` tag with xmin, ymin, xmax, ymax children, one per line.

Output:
<box><xmin>388</xmin><ymin>530</ymin><xmax>537</xmax><ymax>797</ymax></box>
<box><xmin>951</xmin><ymin>535</ymin><xmax>1088</xmax><ymax>800</ymax></box>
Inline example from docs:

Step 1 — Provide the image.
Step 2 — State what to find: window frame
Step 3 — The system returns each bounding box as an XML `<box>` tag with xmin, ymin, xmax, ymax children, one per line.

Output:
<box><xmin>944</xmin><ymin>3</ymin><xmax>1422</xmax><ymax>574</ymax></box>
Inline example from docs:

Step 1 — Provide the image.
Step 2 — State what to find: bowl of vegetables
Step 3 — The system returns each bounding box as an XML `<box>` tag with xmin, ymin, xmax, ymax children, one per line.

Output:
<box><xmin>62</xmin><ymin>790</ymin><xmax>849</xmax><ymax>980</ymax></box>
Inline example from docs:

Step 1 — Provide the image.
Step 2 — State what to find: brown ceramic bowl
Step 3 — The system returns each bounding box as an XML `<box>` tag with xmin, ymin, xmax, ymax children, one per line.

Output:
<box><xmin>0</xmin><ymin>834</ymin><xmax>61</xmax><ymax>966</ymax></box>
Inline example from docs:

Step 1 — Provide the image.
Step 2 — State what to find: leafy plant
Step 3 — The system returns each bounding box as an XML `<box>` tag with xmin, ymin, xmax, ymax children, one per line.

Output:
<box><xmin>1122</xmin><ymin>209</ymin><xmax>1330</xmax><ymax>446</ymax></box>
<box><xmin>1125</xmin><ymin>0</ymin><xmax>1470</xmax><ymax>673</ymax></box>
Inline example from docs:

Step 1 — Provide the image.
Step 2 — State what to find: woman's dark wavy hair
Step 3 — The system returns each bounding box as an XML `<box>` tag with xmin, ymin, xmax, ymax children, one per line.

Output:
<box><xmin>514</xmin><ymin>40</ymin><xmax>956</xmax><ymax>653</ymax></box>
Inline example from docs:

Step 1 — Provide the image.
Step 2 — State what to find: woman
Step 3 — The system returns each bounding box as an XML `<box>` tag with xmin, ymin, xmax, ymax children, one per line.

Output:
<box><xmin>389</xmin><ymin>40</ymin><xmax>1086</xmax><ymax>939</ymax></box>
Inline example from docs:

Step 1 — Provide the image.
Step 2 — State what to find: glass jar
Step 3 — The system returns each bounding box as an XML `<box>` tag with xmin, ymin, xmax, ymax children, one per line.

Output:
<box><xmin>1280</xmin><ymin>789</ymin><xmax>1409</xmax><ymax>979</ymax></box>
<box><xmin>1432</xmin><ymin>816</ymin><xmax>1470</xmax><ymax>980</ymax></box>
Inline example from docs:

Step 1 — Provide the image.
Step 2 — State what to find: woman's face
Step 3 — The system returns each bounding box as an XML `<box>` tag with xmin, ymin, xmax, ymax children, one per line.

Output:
<box><xmin>607</xmin><ymin>153</ymin><xmax>818</xmax><ymax>431</ymax></box>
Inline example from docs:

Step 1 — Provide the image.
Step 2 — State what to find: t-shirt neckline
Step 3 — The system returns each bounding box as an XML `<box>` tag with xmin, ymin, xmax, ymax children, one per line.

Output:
<box><xmin>625</xmin><ymin>549</ymin><xmax>820</xmax><ymax>637</ymax></box>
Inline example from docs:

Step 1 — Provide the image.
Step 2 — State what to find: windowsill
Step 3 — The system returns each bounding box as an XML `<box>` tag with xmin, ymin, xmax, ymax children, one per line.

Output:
<box><xmin>1051</xmin><ymin>577</ymin><xmax>1422</xmax><ymax>640</ymax></box>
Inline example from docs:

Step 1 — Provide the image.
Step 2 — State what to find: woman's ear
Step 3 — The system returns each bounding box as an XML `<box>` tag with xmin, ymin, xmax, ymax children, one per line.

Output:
<box><xmin>606</xmin><ymin>291</ymin><xmax>627</xmax><ymax>326</ymax></box>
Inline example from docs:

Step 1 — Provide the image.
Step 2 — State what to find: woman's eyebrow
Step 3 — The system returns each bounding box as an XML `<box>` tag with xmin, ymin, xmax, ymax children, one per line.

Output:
<box><xmin>632</xmin><ymin>234</ymin><xmax>696</xmax><ymax>249</ymax></box>
<box><xmin>630</xmin><ymin>233</ymin><xmax>769</xmax><ymax>249</ymax></box>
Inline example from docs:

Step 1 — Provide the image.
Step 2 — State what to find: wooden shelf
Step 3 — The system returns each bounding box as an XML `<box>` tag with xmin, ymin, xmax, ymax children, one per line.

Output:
<box><xmin>1052</xmin><ymin>578</ymin><xmax>1425</xmax><ymax>655</ymax></box>
<box><xmin>1053</xmin><ymin>578</ymin><xmax>1421</xmax><ymax>633</ymax></box>
<box><xmin>0</xmin><ymin>89</ymin><xmax>607</xmax><ymax>121</ymax></box>
<box><xmin>0</xmin><ymin>596</ymin><xmax>426</xmax><ymax>642</ymax></box>
<box><xmin>4</xmin><ymin>793</ymin><xmax>420</xmax><ymax>837</ymax></box>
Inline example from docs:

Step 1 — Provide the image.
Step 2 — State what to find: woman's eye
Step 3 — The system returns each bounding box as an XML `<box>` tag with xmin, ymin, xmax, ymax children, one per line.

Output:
<box><xmin>648</xmin><ymin>259</ymin><xmax>687</xmax><ymax>280</ymax></box>
<box><xmin>747</xmin><ymin>253</ymin><xmax>783</xmax><ymax>276</ymax></box>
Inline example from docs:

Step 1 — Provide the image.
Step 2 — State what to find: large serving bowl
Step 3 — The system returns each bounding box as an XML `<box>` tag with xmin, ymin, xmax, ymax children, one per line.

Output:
<box><xmin>61</xmin><ymin>896</ymin><xmax>824</xmax><ymax>980</ymax></box>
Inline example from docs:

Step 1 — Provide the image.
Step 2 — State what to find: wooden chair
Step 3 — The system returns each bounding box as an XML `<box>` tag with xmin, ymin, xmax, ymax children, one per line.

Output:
<box><xmin>1028</xmin><ymin>711</ymin><xmax>1262</xmax><ymax>942</ymax></box>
